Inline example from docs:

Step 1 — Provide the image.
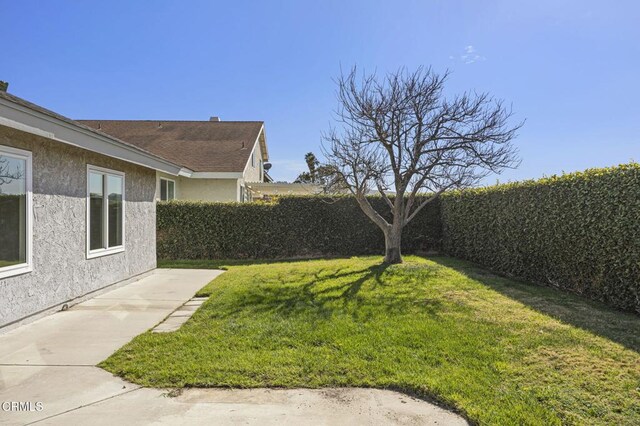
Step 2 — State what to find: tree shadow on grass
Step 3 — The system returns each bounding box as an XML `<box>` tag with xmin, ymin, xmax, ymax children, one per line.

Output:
<box><xmin>428</xmin><ymin>256</ymin><xmax>640</xmax><ymax>353</ymax></box>
<box><xmin>201</xmin><ymin>262</ymin><xmax>445</xmax><ymax>323</ymax></box>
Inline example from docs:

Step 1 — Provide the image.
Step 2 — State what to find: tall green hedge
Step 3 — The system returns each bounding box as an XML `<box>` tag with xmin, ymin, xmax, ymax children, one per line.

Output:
<box><xmin>441</xmin><ymin>163</ymin><xmax>640</xmax><ymax>313</ymax></box>
<box><xmin>157</xmin><ymin>196</ymin><xmax>442</xmax><ymax>260</ymax></box>
<box><xmin>157</xmin><ymin>163</ymin><xmax>639</xmax><ymax>312</ymax></box>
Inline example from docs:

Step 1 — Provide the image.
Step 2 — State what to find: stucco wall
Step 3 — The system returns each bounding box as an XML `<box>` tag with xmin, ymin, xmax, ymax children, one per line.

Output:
<box><xmin>157</xmin><ymin>174</ymin><xmax>240</xmax><ymax>202</ymax></box>
<box><xmin>242</xmin><ymin>142</ymin><xmax>264</xmax><ymax>183</ymax></box>
<box><xmin>0</xmin><ymin>125</ymin><xmax>157</xmax><ymax>328</ymax></box>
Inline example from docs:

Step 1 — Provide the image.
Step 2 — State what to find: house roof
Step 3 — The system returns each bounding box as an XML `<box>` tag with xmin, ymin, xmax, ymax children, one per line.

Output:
<box><xmin>77</xmin><ymin>120</ymin><xmax>268</xmax><ymax>174</ymax></box>
<box><xmin>0</xmin><ymin>91</ymin><xmax>185</xmax><ymax>175</ymax></box>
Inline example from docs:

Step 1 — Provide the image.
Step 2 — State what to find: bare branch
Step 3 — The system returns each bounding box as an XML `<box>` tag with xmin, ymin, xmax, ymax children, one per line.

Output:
<box><xmin>321</xmin><ymin>65</ymin><xmax>522</xmax><ymax>263</ymax></box>
<box><xmin>0</xmin><ymin>157</ymin><xmax>24</xmax><ymax>191</ymax></box>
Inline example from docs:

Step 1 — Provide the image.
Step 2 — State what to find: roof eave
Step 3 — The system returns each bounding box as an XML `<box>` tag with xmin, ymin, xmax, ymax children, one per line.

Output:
<box><xmin>189</xmin><ymin>172</ymin><xmax>243</xmax><ymax>179</ymax></box>
<box><xmin>259</xmin><ymin>124</ymin><xmax>268</xmax><ymax>161</ymax></box>
<box><xmin>0</xmin><ymin>97</ymin><xmax>184</xmax><ymax>176</ymax></box>
<box><xmin>240</xmin><ymin>124</ymin><xmax>269</xmax><ymax>177</ymax></box>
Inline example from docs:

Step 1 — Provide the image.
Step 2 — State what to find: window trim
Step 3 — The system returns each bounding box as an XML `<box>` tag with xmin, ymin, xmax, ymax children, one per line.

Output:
<box><xmin>0</xmin><ymin>145</ymin><xmax>33</xmax><ymax>279</ymax></box>
<box><xmin>159</xmin><ymin>177</ymin><xmax>176</xmax><ymax>201</ymax></box>
<box><xmin>86</xmin><ymin>164</ymin><xmax>125</xmax><ymax>259</ymax></box>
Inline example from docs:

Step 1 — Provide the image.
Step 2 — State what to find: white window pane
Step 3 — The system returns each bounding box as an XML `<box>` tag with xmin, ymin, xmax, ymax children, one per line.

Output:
<box><xmin>89</xmin><ymin>172</ymin><xmax>104</xmax><ymax>250</ymax></box>
<box><xmin>168</xmin><ymin>181</ymin><xmax>175</xmax><ymax>200</ymax></box>
<box><xmin>160</xmin><ymin>179</ymin><xmax>167</xmax><ymax>201</ymax></box>
<box><xmin>107</xmin><ymin>175</ymin><xmax>123</xmax><ymax>248</ymax></box>
<box><xmin>0</xmin><ymin>155</ymin><xmax>27</xmax><ymax>266</ymax></box>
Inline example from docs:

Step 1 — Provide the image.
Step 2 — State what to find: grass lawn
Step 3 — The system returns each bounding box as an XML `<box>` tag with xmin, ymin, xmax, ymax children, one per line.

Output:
<box><xmin>101</xmin><ymin>256</ymin><xmax>640</xmax><ymax>425</ymax></box>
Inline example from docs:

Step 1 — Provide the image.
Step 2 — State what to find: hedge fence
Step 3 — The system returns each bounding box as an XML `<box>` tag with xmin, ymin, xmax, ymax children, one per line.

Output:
<box><xmin>157</xmin><ymin>163</ymin><xmax>639</xmax><ymax>312</ymax></box>
<box><xmin>441</xmin><ymin>163</ymin><xmax>640</xmax><ymax>313</ymax></box>
<box><xmin>157</xmin><ymin>196</ymin><xmax>442</xmax><ymax>260</ymax></box>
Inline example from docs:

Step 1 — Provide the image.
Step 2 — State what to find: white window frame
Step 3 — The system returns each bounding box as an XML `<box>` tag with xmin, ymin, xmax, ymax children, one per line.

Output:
<box><xmin>251</xmin><ymin>151</ymin><xmax>255</xmax><ymax>168</ymax></box>
<box><xmin>0</xmin><ymin>145</ymin><xmax>33</xmax><ymax>279</ymax></box>
<box><xmin>159</xmin><ymin>177</ymin><xmax>176</xmax><ymax>201</ymax></box>
<box><xmin>86</xmin><ymin>165</ymin><xmax>125</xmax><ymax>259</ymax></box>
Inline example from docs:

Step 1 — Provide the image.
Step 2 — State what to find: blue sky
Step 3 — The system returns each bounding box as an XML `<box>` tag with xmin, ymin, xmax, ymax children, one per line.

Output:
<box><xmin>2</xmin><ymin>0</ymin><xmax>639</xmax><ymax>182</ymax></box>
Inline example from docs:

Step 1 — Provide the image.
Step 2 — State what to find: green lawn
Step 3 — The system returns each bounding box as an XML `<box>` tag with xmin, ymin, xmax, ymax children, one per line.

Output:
<box><xmin>101</xmin><ymin>256</ymin><xmax>640</xmax><ymax>425</ymax></box>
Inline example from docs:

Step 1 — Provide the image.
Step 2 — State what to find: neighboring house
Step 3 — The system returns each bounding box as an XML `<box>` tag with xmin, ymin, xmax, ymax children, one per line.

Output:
<box><xmin>0</xmin><ymin>91</ymin><xmax>184</xmax><ymax>329</ymax></box>
<box><xmin>78</xmin><ymin>119</ymin><xmax>270</xmax><ymax>202</ymax></box>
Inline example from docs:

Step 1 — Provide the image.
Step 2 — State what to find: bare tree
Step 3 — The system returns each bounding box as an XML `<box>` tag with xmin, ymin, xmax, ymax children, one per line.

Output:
<box><xmin>0</xmin><ymin>157</ymin><xmax>23</xmax><ymax>192</ymax></box>
<box><xmin>322</xmin><ymin>67</ymin><xmax>522</xmax><ymax>264</ymax></box>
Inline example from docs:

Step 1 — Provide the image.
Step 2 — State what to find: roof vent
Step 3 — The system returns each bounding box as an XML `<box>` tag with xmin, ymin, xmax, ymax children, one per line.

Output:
<box><xmin>209</xmin><ymin>116</ymin><xmax>220</xmax><ymax>122</ymax></box>
<box><xmin>0</xmin><ymin>81</ymin><xmax>8</xmax><ymax>92</ymax></box>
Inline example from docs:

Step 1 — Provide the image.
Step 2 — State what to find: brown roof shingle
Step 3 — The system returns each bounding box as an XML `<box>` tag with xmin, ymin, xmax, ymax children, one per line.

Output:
<box><xmin>77</xmin><ymin>120</ymin><xmax>265</xmax><ymax>173</ymax></box>
<box><xmin>0</xmin><ymin>92</ymin><xmax>179</xmax><ymax>166</ymax></box>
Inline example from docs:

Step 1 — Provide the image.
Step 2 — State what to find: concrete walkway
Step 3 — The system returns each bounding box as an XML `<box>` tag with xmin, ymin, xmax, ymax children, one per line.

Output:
<box><xmin>0</xmin><ymin>268</ymin><xmax>222</xmax><ymax>425</ymax></box>
<box><xmin>0</xmin><ymin>268</ymin><xmax>467</xmax><ymax>426</ymax></box>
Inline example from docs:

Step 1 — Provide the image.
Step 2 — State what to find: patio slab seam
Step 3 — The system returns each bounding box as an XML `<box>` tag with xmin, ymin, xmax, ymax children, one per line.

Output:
<box><xmin>25</xmin><ymin>386</ymin><xmax>144</xmax><ymax>425</ymax></box>
<box><xmin>151</xmin><ymin>296</ymin><xmax>209</xmax><ymax>333</ymax></box>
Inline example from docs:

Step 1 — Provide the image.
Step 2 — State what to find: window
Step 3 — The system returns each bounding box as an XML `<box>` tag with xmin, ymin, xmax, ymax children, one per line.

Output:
<box><xmin>0</xmin><ymin>146</ymin><xmax>32</xmax><ymax>279</ymax></box>
<box><xmin>87</xmin><ymin>166</ymin><xmax>124</xmax><ymax>258</ymax></box>
<box><xmin>251</xmin><ymin>151</ymin><xmax>255</xmax><ymax>168</ymax></box>
<box><xmin>239</xmin><ymin>185</ymin><xmax>252</xmax><ymax>203</ymax></box>
<box><xmin>159</xmin><ymin>178</ymin><xmax>175</xmax><ymax>201</ymax></box>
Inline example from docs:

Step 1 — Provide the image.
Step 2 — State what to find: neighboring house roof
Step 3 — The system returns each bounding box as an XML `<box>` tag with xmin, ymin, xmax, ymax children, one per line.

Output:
<box><xmin>0</xmin><ymin>91</ymin><xmax>185</xmax><ymax>176</ymax></box>
<box><xmin>78</xmin><ymin>120</ymin><xmax>268</xmax><ymax>174</ymax></box>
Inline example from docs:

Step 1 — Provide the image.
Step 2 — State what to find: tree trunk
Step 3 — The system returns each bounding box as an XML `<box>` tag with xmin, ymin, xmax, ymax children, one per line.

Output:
<box><xmin>383</xmin><ymin>226</ymin><xmax>403</xmax><ymax>264</ymax></box>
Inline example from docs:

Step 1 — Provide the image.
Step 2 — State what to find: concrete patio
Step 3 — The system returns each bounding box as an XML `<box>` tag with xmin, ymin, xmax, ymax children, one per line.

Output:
<box><xmin>0</xmin><ymin>268</ymin><xmax>223</xmax><ymax>425</ymax></box>
<box><xmin>0</xmin><ymin>268</ymin><xmax>467</xmax><ymax>426</ymax></box>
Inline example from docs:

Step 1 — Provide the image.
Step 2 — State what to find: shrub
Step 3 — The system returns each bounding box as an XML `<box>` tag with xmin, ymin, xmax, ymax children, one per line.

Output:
<box><xmin>157</xmin><ymin>196</ymin><xmax>441</xmax><ymax>260</ymax></box>
<box><xmin>157</xmin><ymin>163</ymin><xmax>639</xmax><ymax>312</ymax></box>
<box><xmin>441</xmin><ymin>163</ymin><xmax>640</xmax><ymax>313</ymax></box>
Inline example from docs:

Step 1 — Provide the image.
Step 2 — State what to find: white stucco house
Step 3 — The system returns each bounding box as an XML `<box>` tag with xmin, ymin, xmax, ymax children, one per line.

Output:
<box><xmin>78</xmin><ymin>119</ymin><xmax>271</xmax><ymax>203</ymax></box>
<box><xmin>0</xmin><ymin>91</ymin><xmax>189</xmax><ymax>329</ymax></box>
<box><xmin>0</xmin><ymin>89</ymin><xmax>296</xmax><ymax>329</ymax></box>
